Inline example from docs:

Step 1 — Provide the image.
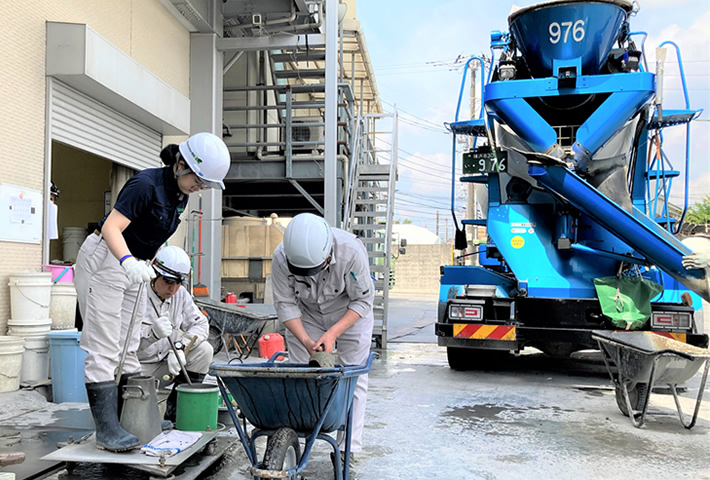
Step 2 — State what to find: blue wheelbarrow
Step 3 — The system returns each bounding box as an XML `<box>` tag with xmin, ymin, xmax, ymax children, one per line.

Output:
<box><xmin>210</xmin><ymin>351</ymin><xmax>375</xmax><ymax>480</ymax></box>
<box><xmin>592</xmin><ymin>330</ymin><xmax>710</xmax><ymax>429</ymax></box>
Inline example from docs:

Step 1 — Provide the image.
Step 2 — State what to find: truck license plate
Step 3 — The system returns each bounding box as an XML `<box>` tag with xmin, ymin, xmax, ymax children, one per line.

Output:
<box><xmin>463</xmin><ymin>150</ymin><xmax>507</xmax><ymax>174</ymax></box>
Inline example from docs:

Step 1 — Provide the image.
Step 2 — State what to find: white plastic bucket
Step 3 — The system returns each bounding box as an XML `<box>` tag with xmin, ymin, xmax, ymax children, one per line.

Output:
<box><xmin>0</xmin><ymin>336</ymin><xmax>25</xmax><ymax>393</ymax></box>
<box><xmin>8</xmin><ymin>272</ymin><xmax>52</xmax><ymax>321</ymax></box>
<box><xmin>20</xmin><ymin>335</ymin><xmax>50</xmax><ymax>383</ymax></box>
<box><xmin>7</xmin><ymin>321</ymin><xmax>52</xmax><ymax>336</ymax></box>
<box><xmin>62</xmin><ymin>227</ymin><xmax>88</xmax><ymax>263</ymax></box>
<box><xmin>49</xmin><ymin>283</ymin><xmax>77</xmax><ymax>330</ymax></box>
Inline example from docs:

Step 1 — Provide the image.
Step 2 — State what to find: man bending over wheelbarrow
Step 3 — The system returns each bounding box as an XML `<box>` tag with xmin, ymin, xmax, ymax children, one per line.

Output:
<box><xmin>271</xmin><ymin>213</ymin><xmax>375</xmax><ymax>468</ymax></box>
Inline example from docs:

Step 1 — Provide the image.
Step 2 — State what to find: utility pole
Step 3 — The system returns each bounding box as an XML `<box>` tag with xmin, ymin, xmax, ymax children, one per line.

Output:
<box><xmin>436</xmin><ymin>210</ymin><xmax>440</xmax><ymax>237</ymax></box>
<box><xmin>445</xmin><ymin>217</ymin><xmax>449</xmax><ymax>243</ymax></box>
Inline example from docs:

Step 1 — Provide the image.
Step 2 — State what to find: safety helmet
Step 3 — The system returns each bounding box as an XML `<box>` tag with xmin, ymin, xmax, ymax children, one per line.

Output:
<box><xmin>283</xmin><ymin>213</ymin><xmax>334</xmax><ymax>276</ymax></box>
<box><xmin>153</xmin><ymin>246</ymin><xmax>191</xmax><ymax>282</ymax></box>
<box><xmin>178</xmin><ymin>132</ymin><xmax>230</xmax><ymax>190</ymax></box>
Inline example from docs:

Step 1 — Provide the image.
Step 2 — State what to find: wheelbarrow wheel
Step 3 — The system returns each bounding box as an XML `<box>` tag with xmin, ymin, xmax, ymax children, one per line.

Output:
<box><xmin>615</xmin><ymin>382</ymin><xmax>649</xmax><ymax>417</ymax></box>
<box><xmin>207</xmin><ymin>326</ymin><xmax>225</xmax><ymax>354</ymax></box>
<box><xmin>263</xmin><ymin>428</ymin><xmax>301</xmax><ymax>472</ymax></box>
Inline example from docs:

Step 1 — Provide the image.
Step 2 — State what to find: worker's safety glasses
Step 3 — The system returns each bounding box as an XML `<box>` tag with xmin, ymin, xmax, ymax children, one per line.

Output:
<box><xmin>287</xmin><ymin>255</ymin><xmax>332</xmax><ymax>276</ymax></box>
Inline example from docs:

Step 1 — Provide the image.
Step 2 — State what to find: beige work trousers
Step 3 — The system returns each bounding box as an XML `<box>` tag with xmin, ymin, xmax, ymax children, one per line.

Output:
<box><xmin>74</xmin><ymin>233</ymin><xmax>147</xmax><ymax>383</ymax></box>
<box><xmin>285</xmin><ymin>314</ymin><xmax>373</xmax><ymax>453</ymax></box>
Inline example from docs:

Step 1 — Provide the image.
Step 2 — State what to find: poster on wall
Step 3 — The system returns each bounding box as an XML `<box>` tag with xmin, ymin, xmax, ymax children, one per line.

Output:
<box><xmin>0</xmin><ymin>183</ymin><xmax>43</xmax><ymax>244</ymax></box>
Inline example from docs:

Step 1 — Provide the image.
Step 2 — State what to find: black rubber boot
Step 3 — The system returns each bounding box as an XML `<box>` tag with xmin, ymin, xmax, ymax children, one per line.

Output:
<box><xmin>164</xmin><ymin>371</ymin><xmax>206</xmax><ymax>423</ymax></box>
<box><xmin>86</xmin><ymin>381</ymin><xmax>141</xmax><ymax>452</ymax></box>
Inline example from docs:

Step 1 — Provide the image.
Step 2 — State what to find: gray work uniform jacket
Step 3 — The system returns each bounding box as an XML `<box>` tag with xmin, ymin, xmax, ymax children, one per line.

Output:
<box><xmin>138</xmin><ymin>285</ymin><xmax>209</xmax><ymax>363</ymax></box>
<box><xmin>271</xmin><ymin>228</ymin><xmax>375</xmax><ymax>329</ymax></box>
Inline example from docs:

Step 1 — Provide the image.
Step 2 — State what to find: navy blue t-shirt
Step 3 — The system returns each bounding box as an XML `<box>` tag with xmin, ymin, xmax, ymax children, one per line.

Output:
<box><xmin>98</xmin><ymin>167</ymin><xmax>187</xmax><ymax>260</ymax></box>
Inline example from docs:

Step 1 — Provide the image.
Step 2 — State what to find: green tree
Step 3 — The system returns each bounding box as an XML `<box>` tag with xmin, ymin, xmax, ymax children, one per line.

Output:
<box><xmin>686</xmin><ymin>194</ymin><xmax>710</xmax><ymax>224</ymax></box>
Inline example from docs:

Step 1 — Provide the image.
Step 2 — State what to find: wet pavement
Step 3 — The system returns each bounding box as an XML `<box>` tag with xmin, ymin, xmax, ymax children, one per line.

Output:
<box><xmin>1</xmin><ymin>294</ymin><xmax>709</xmax><ymax>479</ymax></box>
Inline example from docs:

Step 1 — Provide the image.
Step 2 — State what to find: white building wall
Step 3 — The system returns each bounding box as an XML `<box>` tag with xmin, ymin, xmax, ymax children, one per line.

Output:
<box><xmin>0</xmin><ymin>0</ymin><xmax>190</xmax><ymax>332</ymax></box>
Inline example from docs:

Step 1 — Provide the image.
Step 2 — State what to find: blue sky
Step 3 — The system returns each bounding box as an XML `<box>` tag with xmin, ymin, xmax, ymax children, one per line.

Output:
<box><xmin>357</xmin><ymin>0</ymin><xmax>710</xmax><ymax>238</ymax></box>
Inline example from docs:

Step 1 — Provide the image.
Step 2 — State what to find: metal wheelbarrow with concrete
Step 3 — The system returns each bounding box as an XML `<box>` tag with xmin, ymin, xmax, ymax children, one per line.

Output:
<box><xmin>592</xmin><ymin>330</ymin><xmax>710</xmax><ymax>429</ymax></box>
<box><xmin>210</xmin><ymin>351</ymin><xmax>375</xmax><ymax>480</ymax></box>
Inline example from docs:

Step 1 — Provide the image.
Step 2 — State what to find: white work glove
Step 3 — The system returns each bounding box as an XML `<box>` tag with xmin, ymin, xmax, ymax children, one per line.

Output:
<box><xmin>181</xmin><ymin>331</ymin><xmax>204</xmax><ymax>348</ymax></box>
<box><xmin>151</xmin><ymin>315</ymin><xmax>173</xmax><ymax>339</ymax></box>
<box><xmin>122</xmin><ymin>256</ymin><xmax>156</xmax><ymax>283</ymax></box>
<box><xmin>682</xmin><ymin>252</ymin><xmax>710</xmax><ymax>270</ymax></box>
<box><xmin>167</xmin><ymin>350</ymin><xmax>186</xmax><ymax>376</ymax></box>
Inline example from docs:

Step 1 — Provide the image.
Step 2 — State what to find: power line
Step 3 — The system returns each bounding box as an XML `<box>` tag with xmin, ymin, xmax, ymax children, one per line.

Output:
<box><xmin>381</xmin><ymin>100</ymin><xmax>451</xmax><ymax>131</ymax></box>
<box><xmin>396</xmin><ymin>198</ymin><xmax>453</xmax><ymax>210</ymax></box>
<box><xmin>376</xmin><ymin>138</ymin><xmax>455</xmax><ymax>176</ymax></box>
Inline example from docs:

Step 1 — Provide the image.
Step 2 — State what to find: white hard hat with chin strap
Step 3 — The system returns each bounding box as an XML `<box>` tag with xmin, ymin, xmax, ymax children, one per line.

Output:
<box><xmin>283</xmin><ymin>213</ymin><xmax>334</xmax><ymax>276</ymax></box>
<box><xmin>153</xmin><ymin>246</ymin><xmax>191</xmax><ymax>283</ymax></box>
<box><xmin>177</xmin><ymin>132</ymin><xmax>231</xmax><ymax>190</ymax></box>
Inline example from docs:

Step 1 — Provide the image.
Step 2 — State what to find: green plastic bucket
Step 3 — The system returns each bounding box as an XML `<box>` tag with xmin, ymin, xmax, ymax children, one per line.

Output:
<box><xmin>176</xmin><ymin>384</ymin><xmax>219</xmax><ymax>431</ymax></box>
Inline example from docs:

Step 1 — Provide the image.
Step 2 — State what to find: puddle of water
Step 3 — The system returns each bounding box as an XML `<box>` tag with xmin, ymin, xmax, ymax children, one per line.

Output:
<box><xmin>574</xmin><ymin>387</ymin><xmax>607</xmax><ymax>397</ymax></box>
<box><xmin>1</xmin><ymin>429</ymin><xmax>94</xmax><ymax>480</ymax></box>
<box><xmin>495</xmin><ymin>454</ymin><xmax>533</xmax><ymax>464</ymax></box>
<box><xmin>439</xmin><ymin>403</ymin><xmax>575</xmax><ymax>426</ymax></box>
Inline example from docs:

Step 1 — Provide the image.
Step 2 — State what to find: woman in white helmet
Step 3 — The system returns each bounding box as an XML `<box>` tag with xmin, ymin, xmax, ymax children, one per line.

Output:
<box><xmin>138</xmin><ymin>245</ymin><xmax>213</xmax><ymax>425</ymax></box>
<box><xmin>271</xmin><ymin>213</ymin><xmax>375</xmax><ymax>466</ymax></box>
<box><xmin>74</xmin><ymin>132</ymin><xmax>229</xmax><ymax>452</ymax></box>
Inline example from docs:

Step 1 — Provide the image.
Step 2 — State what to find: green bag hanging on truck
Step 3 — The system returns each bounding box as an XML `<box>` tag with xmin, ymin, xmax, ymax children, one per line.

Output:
<box><xmin>593</xmin><ymin>275</ymin><xmax>664</xmax><ymax>330</ymax></box>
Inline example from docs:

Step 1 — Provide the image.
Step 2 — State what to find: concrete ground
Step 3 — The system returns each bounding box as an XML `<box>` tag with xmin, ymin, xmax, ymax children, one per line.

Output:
<box><xmin>1</xmin><ymin>293</ymin><xmax>709</xmax><ymax>479</ymax></box>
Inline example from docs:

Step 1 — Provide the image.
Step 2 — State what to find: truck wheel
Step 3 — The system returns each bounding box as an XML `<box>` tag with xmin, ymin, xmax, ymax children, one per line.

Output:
<box><xmin>615</xmin><ymin>381</ymin><xmax>648</xmax><ymax>417</ymax></box>
<box><xmin>447</xmin><ymin>347</ymin><xmax>510</xmax><ymax>370</ymax></box>
<box><xmin>262</xmin><ymin>428</ymin><xmax>300</xmax><ymax>472</ymax></box>
<box><xmin>447</xmin><ymin>347</ymin><xmax>472</xmax><ymax>370</ymax></box>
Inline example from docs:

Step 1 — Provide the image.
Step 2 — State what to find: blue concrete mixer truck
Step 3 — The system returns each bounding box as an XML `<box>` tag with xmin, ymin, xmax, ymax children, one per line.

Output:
<box><xmin>436</xmin><ymin>0</ymin><xmax>709</xmax><ymax>370</ymax></box>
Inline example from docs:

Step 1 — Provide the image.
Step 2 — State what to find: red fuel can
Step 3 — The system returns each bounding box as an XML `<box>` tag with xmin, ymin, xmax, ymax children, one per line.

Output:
<box><xmin>258</xmin><ymin>333</ymin><xmax>285</xmax><ymax>361</ymax></box>
<box><xmin>224</xmin><ymin>292</ymin><xmax>237</xmax><ymax>303</ymax></box>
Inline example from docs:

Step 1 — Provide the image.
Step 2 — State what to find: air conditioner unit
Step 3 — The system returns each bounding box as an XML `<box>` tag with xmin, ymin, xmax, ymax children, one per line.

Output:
<box><xmin>291</xmin><ymin>116</ymin><xmax>324</xmax><ymax>154</ymax></box>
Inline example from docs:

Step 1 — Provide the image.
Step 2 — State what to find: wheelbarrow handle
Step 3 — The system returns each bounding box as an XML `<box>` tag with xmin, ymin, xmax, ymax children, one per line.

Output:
<box><xmin>342</xmin><ymin>352</ymin><xmax>377</xmax><ymax>377</ymax></box>
<box><xmin>267</xmin><ymin>351</ymin><xmax>288</xmax><ymax>363</ymax></box>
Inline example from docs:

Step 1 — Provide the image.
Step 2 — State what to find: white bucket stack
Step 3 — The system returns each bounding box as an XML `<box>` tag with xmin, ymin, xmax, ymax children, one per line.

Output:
<box><xmin>0</xmin><ymin>336</ymin><xmax>24</xmax><ymax>393</ymax></box>
<box><xmin>8</xmin><ymin>272</ymin><xmax>53</xmax><ymax>387</ymax></box>
<box><xmin>20</xmin><ymin>335</ymin><xmax>50</xmax><ymax>383</ymax></box>
<box><xmin>62</xmin><ymin>227</ymin><xmax>88</xmax><ymax>263</ymax></box>
<box><xmin>49</xmin><ymin>283</ymin><xmax>77</xmax><ymax>330</ymax></box>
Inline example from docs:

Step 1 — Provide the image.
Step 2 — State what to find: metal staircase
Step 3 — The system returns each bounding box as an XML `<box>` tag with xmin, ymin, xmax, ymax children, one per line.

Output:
<box><xmin>344</xmin><ymin>110</ymin><xmax>398</xmax><ymax>349</ymax></box>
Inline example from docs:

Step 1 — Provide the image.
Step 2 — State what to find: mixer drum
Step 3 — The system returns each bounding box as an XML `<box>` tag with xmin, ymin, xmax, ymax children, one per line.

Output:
<box><xmin>508</xmin><ymin>0</ymin><xmax>634</xmax><ymax>78</ymax></box>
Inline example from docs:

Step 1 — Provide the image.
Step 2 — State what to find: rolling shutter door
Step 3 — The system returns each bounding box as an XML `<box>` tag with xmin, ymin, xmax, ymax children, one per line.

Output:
<box><xmin>50</xmin><ymin>80</ymin><xmax>162</xmax><ymax>170</ymax></box>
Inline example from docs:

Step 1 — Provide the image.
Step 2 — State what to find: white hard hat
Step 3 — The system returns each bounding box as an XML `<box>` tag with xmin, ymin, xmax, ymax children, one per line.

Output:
<box><xmin>178</xmin><ymin>132</ymin><xmax>230</xmax><ymax>190</ymax></box>
<box><xmin>283</xmin><ymin>213</ymin><xmax>334</xmax><ymax>276</ymax></box>
<box><xmin>153</xmin><ymin>246</ymin><xmax>191</xmax><ymax>282</ymax></box>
